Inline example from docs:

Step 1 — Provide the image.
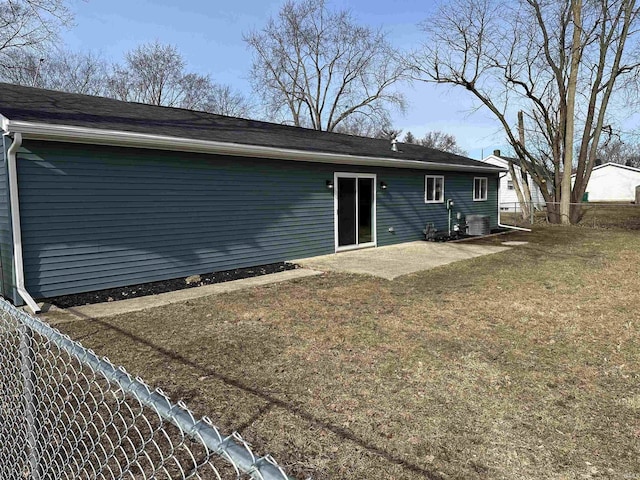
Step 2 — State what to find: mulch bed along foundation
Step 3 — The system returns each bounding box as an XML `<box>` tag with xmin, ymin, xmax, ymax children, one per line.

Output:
<box><xmin>48</xmin><ymin>262</ymin><xmax>298</xmax><ymax>308</ymax></box>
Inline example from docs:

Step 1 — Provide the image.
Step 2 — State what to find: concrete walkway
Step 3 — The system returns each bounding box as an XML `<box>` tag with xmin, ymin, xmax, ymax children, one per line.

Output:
<box><xmin>40</xmin><ymin>241</ymin><xmax>510</xmax><ymax>323</ymax></box>
<box><xmin>41</xmin><ymin>268</ymin><xmax>322</xmax><ymax>323</ymax></box>
<box><xmin>295</xmin><ymin>241</ymin><xmax>509</xmax><ymax>280</ymax></box>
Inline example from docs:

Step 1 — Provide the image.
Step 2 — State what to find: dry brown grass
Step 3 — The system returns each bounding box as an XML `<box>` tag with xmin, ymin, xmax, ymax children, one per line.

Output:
<box><xmin>57</xmin><ymin>208</ymin><xmax>640</xmax><ymax>480</ymax></box>
<box><xmin>502</xmin><ymin>202</ymin><xmax>640</xmax><ymax>231</ymax></box>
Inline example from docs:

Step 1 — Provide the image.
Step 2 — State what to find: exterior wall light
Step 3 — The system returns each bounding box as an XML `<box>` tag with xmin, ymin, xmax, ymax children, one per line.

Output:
<box><xmin>326</xmin><ymin>180</ymin><xmax>334</xmax><ymax>189</ymax></box>
<box><xmin>380</xmin><ymin>181</ymin><xmax>388</xmax><ymax>190</ymax></box>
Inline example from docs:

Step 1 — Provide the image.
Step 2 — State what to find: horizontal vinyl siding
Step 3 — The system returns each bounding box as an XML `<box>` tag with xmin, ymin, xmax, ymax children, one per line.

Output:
<box><xmin>375</xmin><ymin>171</ymin><xmax>499</xmax><ymax>246</ymax></box>
<box><xmin>452</xmin><ymin>174</ymin><xmax>499</xmax><ymax>227</ymax></box>
<box><xmin>376</xmin><ymin>171</ymin><xmax>434</xmax><ymax>245</ymax></box>
<box><xmin>17</xmin><ymin>141</ymin><xmax>499</xmax><ymax>298</ymax></box>
<box><xmin>0</xmin><ymin>136</ymin><xmax>14</xmax><ymax>301</ymax></box>
<box><xmin>18</xmin><ymin>142</ymin><xmax>335</xmax><ymax>298</ymax></box>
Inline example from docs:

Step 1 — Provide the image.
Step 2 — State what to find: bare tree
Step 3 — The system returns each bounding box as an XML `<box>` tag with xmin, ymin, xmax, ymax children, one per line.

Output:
<box><xmin>107</xmin><ymin>41</ymin><xmax>188</xmax><ymax>106</ymax></box>
<box><xmin>412</xmin><ymin>0</ymin><xmax>640</xmax><ymax>224</ymax></box>
<box><xmin>1</xmin><ymin>50</ymin><xmax>47</xmax><ymax>86</ymax></box>
<box><xmin>44</xmin><ymin>51</ymin><xmax>107</xmax><ymax>95</ymax></box>
<box><xmin>202</xmin><ymin>83</ymin><xmax>252</xmax><ymax>118</ymax></box>
<box><xmin>331</xmin><ymin>115</ymin><xmax>393</xmax><ymax>138</ymax></box>
<box><xmin>0</xmin><ymin>0</ymin><xmax>73</xmax><ymax>72</ymax></box>
<box><xmin>177</xmin><ymin>73</ymin><xmax>251</xmax><ymax>117</ymax></box>
<box><xmin>419</xmin><ymin>131</ymin><xmax>467</xmax><ymax>155</ymax></box>
<box><xmin>107</xmin><ymin>41</ymin><xmax>252</xmax><ymax>116</ymax></box>
<box><xmin>402</xmin><ymin>129</ymin><xmax>467</xmax><ymax>154</ymax></box>
<box><xmin>598</xmin><ymin>133</ymin><xmax>640</xmax><ymax>167</ymax></box>
<box><xmin>244</xmin><ymin>0</ymin><xmax>407</xmax><ymax>133</ymax></box>
<box><xmin>1</xmin><ymin>49</ymin><xmax>108</xmax><ymax>95</ymax></box>
<box><xmin>168</xmin><ymin>71</ymin><xmax>210</xmax><ymax>110</ymax></box>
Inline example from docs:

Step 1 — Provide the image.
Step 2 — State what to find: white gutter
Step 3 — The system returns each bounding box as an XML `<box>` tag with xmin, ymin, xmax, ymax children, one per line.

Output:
<box><xmin>497</xmin><ymin>172</ymin><xmax>531</xmax><ymax>232</ymax></box>
<box><xmin>1</xmin><ymin>118</ymin><xmax>505</xmax><ymax>173</ymax></box>
<box><xmin>6</xmin><ymin>132</ymin><xmax>40</xmax><ymax>313</ymax></box>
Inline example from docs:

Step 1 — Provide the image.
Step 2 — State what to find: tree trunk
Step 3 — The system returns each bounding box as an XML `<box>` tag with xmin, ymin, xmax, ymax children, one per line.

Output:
<box><xmin>538</xmin><ymin>177</ymin><xmax>559</xmax><ymax>223</ymax></box>
<box><xmin>546</xmin><ymin>201</ymin><xmax>561</xmax><ymax>223</ymax></box>
<box><xmin>570</xmin><ymin>200</ymin><xmax>584</xmax><ymax>223</ymax></box>
<box><xmin>561</xmin><ymin>0</ymin><xmax>583</xmax><ymax>224</ymax></box>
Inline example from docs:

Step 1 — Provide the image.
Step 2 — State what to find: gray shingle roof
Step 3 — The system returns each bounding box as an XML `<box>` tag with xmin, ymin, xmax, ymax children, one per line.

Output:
<box><xmin>0</xmin><ymin>82</ymin><xmax>489</xmax><ymax>169</ymax></box>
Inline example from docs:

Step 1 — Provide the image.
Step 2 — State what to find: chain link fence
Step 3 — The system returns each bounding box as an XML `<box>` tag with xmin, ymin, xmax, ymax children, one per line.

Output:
<box><xmin>499</xmin><ymin>201</ymin><xmax>543</xmax><ymax>229</ymax></box>
<box><xmin>499</xmin><ymin>201</ymin><xmax>640</xmax><ymax>230</ymax></box>
<box><xmin>0</xmin><ymin>299</ymin><xmax>298</xmax><ymax>480</ymax></box>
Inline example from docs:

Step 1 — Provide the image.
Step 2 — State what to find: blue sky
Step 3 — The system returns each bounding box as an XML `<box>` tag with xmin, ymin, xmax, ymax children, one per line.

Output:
<box><xmin>63</xmin><ymin>0</ymin><xmax>508</xmax><ymax>158</ymax></box>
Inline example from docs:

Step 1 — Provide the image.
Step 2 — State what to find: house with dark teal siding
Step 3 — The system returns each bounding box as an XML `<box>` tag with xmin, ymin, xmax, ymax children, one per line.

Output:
<box><xmin>0</xmin><ymin>83</ymin><xmax>503</xmax><ymax>312</ymax></box>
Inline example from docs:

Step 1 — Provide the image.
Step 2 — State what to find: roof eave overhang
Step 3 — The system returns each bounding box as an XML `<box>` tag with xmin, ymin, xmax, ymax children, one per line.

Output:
<box><xmin>572</xmin><ymin>162</ymin><xmax>640</xmax><ymax>176</ymax></box>
<box><xmin>1</xmin><ymin>118</ymin><xmax>506</xmax><ymax>173</ymax></box>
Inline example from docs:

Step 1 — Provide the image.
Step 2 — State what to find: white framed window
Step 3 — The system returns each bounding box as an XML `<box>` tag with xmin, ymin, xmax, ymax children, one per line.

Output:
<box><xmin>474</xmin><ymin>177</ymin><xmax>488</xmax><ymax>201</ymax></box>
<box><xmin>425</xmin><ymin>175</ymin><xmax>444</xmax><ymax>203</ymax></box>
<box><xmin>507</xmin><ymin>180</ymin><xmax>514</xmax><ymax>190</ymax></box>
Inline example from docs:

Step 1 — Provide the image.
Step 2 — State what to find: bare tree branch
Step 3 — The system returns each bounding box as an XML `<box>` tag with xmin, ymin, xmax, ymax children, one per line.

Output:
<box><xmin>106</xmin><ymin>41</ymin><xmax>252</xmax><ymax>117</ymax></box>
<box><xmin>411</xmin><ymin>0</ymin><xmax>640</xmax><ymax>224</ymax></box>
<box><xmin>416</xmin><ymin>130</ymin><xmax>467</xmax><ymax>155</ymax></box>
<box><xmin>0</xmin><ymin>0</ymin><xmax>73</xmax><ymax>74</ymax></box>
<box><xmin>244</xmin><ymin>0</ymin><xmax>407</xmax><ymax>134</ymax></box>
<box><xmin>0</xmin><ymin>48</ymin><xmax>107</xmax><ymax>95</ymax></box>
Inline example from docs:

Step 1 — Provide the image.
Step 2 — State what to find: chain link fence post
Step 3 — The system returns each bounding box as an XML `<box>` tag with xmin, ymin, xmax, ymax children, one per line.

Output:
<box><xmin>530</xmin><ymin>201</ymin><xmax>534</xmax><ymax>225</ymax></box>
<box><xmin>19</xmin><ymin>324</ymin><xmax>40</xmax><ymax>480</ymax></box>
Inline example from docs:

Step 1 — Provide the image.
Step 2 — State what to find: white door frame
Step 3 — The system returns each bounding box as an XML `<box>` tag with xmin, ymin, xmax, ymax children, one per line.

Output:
<box><xmin>334</xmin><ymin>172</ymin><xmax>377</xmax><ymax>252</ymax></box>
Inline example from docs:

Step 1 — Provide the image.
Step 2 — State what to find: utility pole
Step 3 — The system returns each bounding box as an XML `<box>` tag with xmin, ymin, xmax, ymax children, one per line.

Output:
<box><xmin>32</xmin><ymin>59</ymin><xmax>44</xmax><ymax>87</ymax></box>
<box><xmin>518</xmin><ymin>111</ymin><xmax>534</xmax><ymax>224</ymax></box>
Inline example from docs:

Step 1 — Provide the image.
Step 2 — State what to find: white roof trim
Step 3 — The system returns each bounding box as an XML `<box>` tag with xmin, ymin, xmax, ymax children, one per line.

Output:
<box><xmin>571</xmin><ymin>162</ymin><xmax>640</xmax><ymax>177</ymax></box>
<box><xmin>1</xmin><ymin>117</ymin><xmax>505</xmax><ymax>173</ymax></box>
<box><xmin>480</xmin><ymin>154</ymin><xmax>511</xmax><ymax>167</ymax></box>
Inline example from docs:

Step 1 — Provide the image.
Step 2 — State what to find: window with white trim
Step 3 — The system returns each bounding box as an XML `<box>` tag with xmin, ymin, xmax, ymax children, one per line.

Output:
<box><xmin>507</xmin><ymin>180</ymin><xmax>514</xmax><ymax>190</ymax></box>
<box><xmin>425</xmin><ymin>175</ymin><xmax>444</xmax><ymax>203</ymax></box>
<box><xmin>474</xmin><ymin>177</ymin><xmax>488</xmax><ymax>201</ymax></box>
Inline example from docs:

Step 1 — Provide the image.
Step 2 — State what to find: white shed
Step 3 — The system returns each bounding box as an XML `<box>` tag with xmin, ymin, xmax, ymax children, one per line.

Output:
<box><xmin>573</xmin><ymin>163</ymin><xmax>640</xmax><ymax>202</ymax></box>
<box><xmin>481</xmin><ymin>151</ymin><xmax>546</xmax><ymax>212</ymax></box>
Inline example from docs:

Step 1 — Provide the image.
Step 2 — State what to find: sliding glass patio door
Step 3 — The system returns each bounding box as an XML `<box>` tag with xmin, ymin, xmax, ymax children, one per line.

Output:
<box><xmin>335</xmin><ymin>173</ymin><xmax>376</xmax><ymax>250</ymax></box>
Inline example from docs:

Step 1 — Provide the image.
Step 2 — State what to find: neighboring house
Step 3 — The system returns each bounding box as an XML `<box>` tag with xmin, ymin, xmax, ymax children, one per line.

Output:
<box><xmin>571</xmin><ymin>162</ymin><xmax>640</xmax><ymax>202</ymax></box>
<box><xmin>481</xmin><ymin>150</ymin><xmax>546</xmax><ymax>212</ymax></box>
<box><xmin>0</xmin><ymin>83</ymin><xmax>503</xmax><ymax>310</ymax></box>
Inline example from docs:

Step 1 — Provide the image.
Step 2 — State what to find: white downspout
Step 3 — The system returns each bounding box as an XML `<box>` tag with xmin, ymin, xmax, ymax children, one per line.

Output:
<box><xmin>7</xmin><ymin>133</ymin><xmax>41</xmax><ymax>313</ymax></box>
<box><xmin>497</xmin><ymin>172</ymin><xmax>531</xmax><ymax>232</ymax></box>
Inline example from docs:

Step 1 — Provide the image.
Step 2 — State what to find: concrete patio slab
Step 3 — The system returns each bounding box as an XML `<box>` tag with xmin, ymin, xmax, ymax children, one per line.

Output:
<box><xmin>294</xmin><ymin>241</ymin><xmax>509</xmax><ymax>280</ymax></box>
<box><xmin>40</xmin><ymin>268</ymin><xmax>322</xmax><ymax>324</ymax></box>
<box><xmin>39</xmin><ymin>241</ymin><xmax>511</xmax><ymax>325</ymax></box>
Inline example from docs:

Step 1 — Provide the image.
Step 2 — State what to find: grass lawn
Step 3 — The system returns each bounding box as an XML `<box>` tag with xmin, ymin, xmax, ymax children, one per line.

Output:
<box><xmin>57</xmin><ymin>208</ymin><xmax>640</xmax><ymax>480</ymax></box>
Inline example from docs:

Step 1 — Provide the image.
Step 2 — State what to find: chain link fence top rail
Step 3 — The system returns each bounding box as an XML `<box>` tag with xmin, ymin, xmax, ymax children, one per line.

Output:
<box><xmin>499</xmin><ymin>201</ymin><xmax>640</xmax><ymax>229</ymax></box>
<box><xmin>0</xmin><ymin>299</ymin><xmax>299</xmax><ymax>480</ymax></box>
